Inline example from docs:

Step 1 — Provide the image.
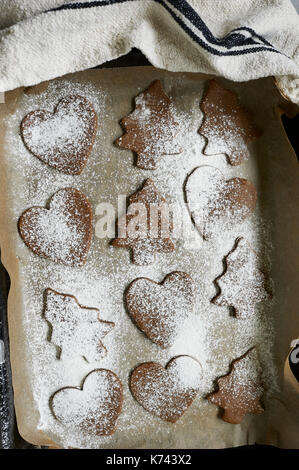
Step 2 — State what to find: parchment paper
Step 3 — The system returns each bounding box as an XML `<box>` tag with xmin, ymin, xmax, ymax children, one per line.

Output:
<box><xmin>0</xmin><ymin>67</ymin><xmax>298</xmax><ymax>449</ymax></box>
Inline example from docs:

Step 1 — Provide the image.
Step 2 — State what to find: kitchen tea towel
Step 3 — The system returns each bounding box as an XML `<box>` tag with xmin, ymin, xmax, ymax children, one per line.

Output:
<box><xmin>0</xmin><ymin>0</ymin><xmax>298</xmax><ymax>102</ymax></box>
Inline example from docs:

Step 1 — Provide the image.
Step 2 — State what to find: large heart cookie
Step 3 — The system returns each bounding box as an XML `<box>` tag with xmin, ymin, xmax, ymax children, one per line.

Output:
<box><xmin>126</xmin><ymin>272</ymin><xmax>195</xmax><ymax>348</ymax></box>
<box><xmin>18</xmin><ymin>188</ymin><xmax>93</xmax><ymax>266</ymax></box>
<box><xmin>185</xmin><ymin>166</ymin><xmax>257</xmax><ymax>239</ymax></box>
<box><xmin>51</xmin><ymin>369</ymin><xmax>123</xmax><ymax>436</ymax></box>
<box><xmin>130</xmin><ymin>356</ymin><xmax>202</xmax><ymax>423</ymax></box>
<box><xmin>21</xmin><ymin>95</ymin><xmax>98</xmax><ymax>175</ymax></box>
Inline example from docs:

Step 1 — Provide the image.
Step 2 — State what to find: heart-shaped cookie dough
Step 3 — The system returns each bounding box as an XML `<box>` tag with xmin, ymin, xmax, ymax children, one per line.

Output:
<box><xmin>51</xmin><ymin>369</ymin><xmax>123</xmax><ymax>436</ymax></box>
<box><xmin>126</xmin><ymin>272</ymin><xmax>195</xmax><ymax>348</ymax></box>
<box><xmin>18</xmin><ymin>188</ymin><xmax>93</xmax><ymax>266</ymax></box>
<box><xmin>185</xmin><ymin>166</ymin><xmax>257</xmax><ymax>239</ymax></box>
<box><xmin>21</xmin><ymin>95</ymin><xmax>98</xmax><ymax>175</ymax></box>
<box><xmin>130</xmin><ymin>356</ymin><xmax>202</xmax><ymax>422</ymax></box>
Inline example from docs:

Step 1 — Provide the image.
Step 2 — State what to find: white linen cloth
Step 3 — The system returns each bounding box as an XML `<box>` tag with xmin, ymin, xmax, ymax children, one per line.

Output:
<box><xmin>0</xmin><ymin>0</ymin><xmax>298</xmax><ymax>102</ymax></box>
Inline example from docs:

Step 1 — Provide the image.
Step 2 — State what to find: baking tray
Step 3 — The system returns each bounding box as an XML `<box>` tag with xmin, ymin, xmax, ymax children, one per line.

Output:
<box><xmin>0</xmin><ymin>49</ymin><xmax>298</xmax><ymax>450</ymax></box>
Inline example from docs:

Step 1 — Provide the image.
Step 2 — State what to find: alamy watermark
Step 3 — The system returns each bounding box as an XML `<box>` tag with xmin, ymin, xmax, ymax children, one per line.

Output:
<box><xmin>95</xmin><ymin>197</ymin><xmax>205</xmax><ymax>250</ymax></box>
<box><xmin>290</xmin><ymin>339</ymin><xmax>299</xmax><ymax>365</ymax></box>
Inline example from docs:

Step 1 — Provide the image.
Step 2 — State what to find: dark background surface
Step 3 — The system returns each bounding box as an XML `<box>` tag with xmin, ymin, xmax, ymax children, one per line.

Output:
<box><xmin>0</xmin><ymin>49</ymin><xmax>298</xmax><ymax>450</ymax></box>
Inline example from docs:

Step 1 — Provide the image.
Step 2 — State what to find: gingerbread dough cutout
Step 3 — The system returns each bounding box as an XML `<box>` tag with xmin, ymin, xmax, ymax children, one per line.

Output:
<box><xmin>44</xmin><ymin>288</ymin><xmax>115</xmax><ymax>362</ymax></box>
<box><xmin>51</xmin><ymin>369</ymin><xmax>123</xmax><ymax>436</ymax></box>
<box><xmin>112</xmin><ymin>179</ymin><xmax>175</xmax><ymax>265</ymax></box>
<box><xmin>185</xmin><ymin>166</ymin><xmax>257</xmax><ymax>239</ymax></box>
<box><xmin>212</xmin><ymin>237</ymin><xmax>271</xmax><ymax>318</ymax></box>
<box><xmin>18</xmin><ymin>188</ymin><xmax>93</xmax><ymax>266</ymax></box>
<box><xmin>126</xmin><ymin>272</ymin><xmax>195</xmax><ymax>348</ymax></box>
<box><xmin>130</xmin><ymin>356</ymin><xmax>202</xmax><ymax>423</ymax></box>
<box><xmin>21</xmin><ymin>95</ymin><xmax>98</xmax><ymax>175</ymax></box>
<box><xmin>207</xmin><ymin>347</ymin><xmax>264</xmax><ymax>424</ymax></box>
<box><xmin>115</xmin><ymin>80</ymin><xmax>181</xmax><ymax>169</ymax></box>
<box><xmin>199</xmin><ymin>80</ymin><xmax>261</xmax><ymax>166</ymax></box>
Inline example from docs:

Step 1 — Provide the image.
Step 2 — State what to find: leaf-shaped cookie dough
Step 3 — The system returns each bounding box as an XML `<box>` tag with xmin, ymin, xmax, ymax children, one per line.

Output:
<box><xmin>115</xmin><ymin>80</ymin><xmax>181</xmax><ymax>169</ymax></box>
<box><xmin>199</xmin><ymin>80</ymin><xmax>261</xmax><ymax>165</ymax></box>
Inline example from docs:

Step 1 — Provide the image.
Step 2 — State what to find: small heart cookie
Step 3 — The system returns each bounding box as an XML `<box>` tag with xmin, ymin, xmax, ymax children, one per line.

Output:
<box><xmin>21</xmin><ymin>95</ymin><xmax>97</xmax><ymax>175</ymax></box>
<box><xmin>126</xmin><ymin>272</ymin><xmax>195</xmax><ymax>348</ymax></box>
<box><xmin>185</xmin><ymin>166</ymin><xmax>257</xmax><ymax>239</ymax></box>
<box><xmin>18</xmin><ymin>188</ymin><xmax>93</xmax><ymax>266</ymax></box>
<box><xmin>130</xmin><ymin>356</ymin><xmax>202</xmax><ymax>423</ymax></box>
<box><xmin>51</xmin><ymin>369</ymin><xmax>123</xmax><ymax>436</ymax></box>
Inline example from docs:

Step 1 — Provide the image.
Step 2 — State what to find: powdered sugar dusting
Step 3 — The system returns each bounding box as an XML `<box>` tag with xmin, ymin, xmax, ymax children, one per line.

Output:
<box><xmin>117</xmin><ymin>80</ymin><xmax>181</xmax><ymax>170</ymax></box>
<box><xmin>214</xmin><ymin>237</ymin><xmax>271</xmax><ymax>318</ymax></box>
<box><xmin>130</xmin><ymin>356</ymin><xmax>202</xmax><ymax>422</ymax></box>
<box><xmin>169</xmin><ymin>356</ymin><xmax>203</xmax><ymax>390</ymax></box>
<box><xmin>203</xmin><ymin>115</ymin><xmax>250</xmax><ymax>164</ymax></box>
<box><xmin>1</xmin><ymin>71</ymin><xmax>279</xmax><ymax>448</ymax></box>
<box><xmin>186</xmin><ymin>166</ymin><xmax>256</xmax><ymax>239</ymax></box>
<box><xmin>21</xmin><ymin>95</ymin><xmax>97</xmax><ymax>174</ymax></box>
<box><xmin>126</xmin><ymin>272</ymin><xmax>194</xmax><ymax>348</ymax></box>
<box><xmin>52</xmin><ymin>369</ymin><xmax>122</xmax><ymax>436</ymax></box>
<box><xmin>209</xmin><ymin>347</ymin><xmax>264</xmax><ymax>423</ymax></box>
<box><xmin>113</xmin><ymin>179</ymin><xmax>175</xmax><ymax>265</ymax></box>
<box><xmin>199</xmin><ymin>80</ymin><xmax>261</xmax><ymax>166</ymax></box>
<box><xmin>18</xmin><ymin>188</ymin><xmax>92</xmax><ymax>266</ymax></box>
<box><xmin>45</xmin><ymin>289</ymin><xmax>114</xmax><ymax>363</ymax></box>
<box><xmin>222</xmin><ymin>348</ymin><xmax>263</xmax><ymax>404</ymax></box>
<box><xmin>132</xmin><ymin>95</ymin><xmax>181</xmax><ymax>156</ymax></box>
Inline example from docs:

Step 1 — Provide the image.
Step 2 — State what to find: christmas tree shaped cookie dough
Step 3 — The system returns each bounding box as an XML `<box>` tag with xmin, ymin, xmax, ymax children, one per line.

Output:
<box><xmin>213</xmin><ymin>237</ymin><xmax>271</xmax><ymax>318</ymax></box>
<box><xmin>112</xmin><ymin>179</ymin><xmax>175</xmax><ymax>265</ymax></box>
<box><xmin>207</xmin><ymin>347</ymin><xmax>264</xmax><ymax>424</ymax></box>
<box><xmin>115</xmin><ymin>80</ymin><xmax>181</xmax><ymax>169</ymax></box>
<box><xmin>199</xmin><ymin>79</ymin><xmax>261</xmax><ymax>165</ymax></box>
<box><xmin>44</xmin><ymin>288</ymin><xmax>115</xmax><ymax>362</ymax></box>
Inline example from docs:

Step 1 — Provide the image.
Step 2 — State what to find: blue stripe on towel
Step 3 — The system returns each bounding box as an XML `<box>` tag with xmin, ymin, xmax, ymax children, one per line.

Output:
<box><xmin>46</xmin><ymin>0</ymin><xmax>281</xmax><ymax>56</ymax></box>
